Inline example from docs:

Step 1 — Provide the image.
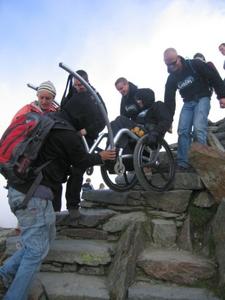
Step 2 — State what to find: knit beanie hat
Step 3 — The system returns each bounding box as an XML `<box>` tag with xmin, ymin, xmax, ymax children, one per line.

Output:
<box><xmin>37</xmin><ymin>81</ymin><xmax>56</xmax><ymax>98</ymax></box>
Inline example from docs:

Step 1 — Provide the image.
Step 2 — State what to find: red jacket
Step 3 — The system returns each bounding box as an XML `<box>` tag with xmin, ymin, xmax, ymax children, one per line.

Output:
<box><xmin>11</xmin><ymin>100</ymin><xmax>58</xmax><ymax>123</ymax></box>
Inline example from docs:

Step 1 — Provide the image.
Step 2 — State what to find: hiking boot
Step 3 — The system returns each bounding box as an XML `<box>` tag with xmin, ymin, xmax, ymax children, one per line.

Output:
<box><xmin>176</xmin><ymin>165</ymin><xmax>195</xmax><ymax>173</ymax></box>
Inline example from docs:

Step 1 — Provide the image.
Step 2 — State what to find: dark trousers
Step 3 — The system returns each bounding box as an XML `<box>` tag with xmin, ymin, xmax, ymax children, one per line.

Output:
<box><xmin>65</xmin><ymin>136</ymin><xmax>94</xmax><ymax>210</ymax></box>
<box><xmin>52</xmin><ymin>184</ymin><xmax>63</xmax><ymax>212</ymax></box>
<box><xmin>110</xmin><ymin>116</ymin><xmax>136</xmax><ymax>153</ymax></box>
<box><xmin>65</xmin><ymin>167</ymin><xmax>85</xmax><ymax>209</ymax></box>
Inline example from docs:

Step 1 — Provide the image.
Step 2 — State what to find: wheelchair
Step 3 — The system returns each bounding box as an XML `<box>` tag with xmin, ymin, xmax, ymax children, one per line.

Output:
<box><xmin>85</xmin><ymin>126</ymin><xmax>175</xmax><ymax>193</ymax></box>
<box><xmin>58</xmin><ymin>62</ymin><xmax>175</xmax><ymax>193</ymax></box>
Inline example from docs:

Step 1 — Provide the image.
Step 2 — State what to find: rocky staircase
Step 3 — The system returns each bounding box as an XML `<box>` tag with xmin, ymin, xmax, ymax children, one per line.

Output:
<box><xmin>1</xmin><ymin>169</ymin><xmax>224</xmax><ymax>299</ymax></box>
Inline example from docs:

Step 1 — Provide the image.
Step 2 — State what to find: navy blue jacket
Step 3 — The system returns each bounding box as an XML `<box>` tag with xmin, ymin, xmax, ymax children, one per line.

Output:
<box><xmin>164</xmin><ymin>57</ymin><xmax>225</xmax><ymax>117</ymax></box>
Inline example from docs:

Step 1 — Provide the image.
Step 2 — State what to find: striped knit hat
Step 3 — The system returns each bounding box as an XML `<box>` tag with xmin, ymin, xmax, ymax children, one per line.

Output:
<box><xmin>37</xmin><ymin>81</ymin><xmax>56</xmax><ymax>98</ymax></box>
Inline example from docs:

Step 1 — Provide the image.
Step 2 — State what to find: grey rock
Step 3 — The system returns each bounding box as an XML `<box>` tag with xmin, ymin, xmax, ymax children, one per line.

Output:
<box><xmin>39</xmin><ymin>272</ymin><xmax>109</xmax><ymax>299</ymax></box>
<box><xmin>177</xmin><ymin>215</ymin><xmax>193</xmax><ymax>251</ymax></box>
<box><xmin>82</xmin><ymin>189</ymin><xmax>143</xmax><ymax>206</ymax></box>
<box><xmin>142</xmin><ymin>190</ymin><xmax>191</xmax><ymax>213</ymax></box>
<box><xmin>79</xmin><ymin>208</ymin><xmax>117</xmax><ymax>227</ymax></box>
<box><xmin>128</xmin><ymin>281</ymin><xmax>221</xmax><ymax>300</ymax></box>
<box><xmin>108</xmin><ymin>222</ymin><xmax>145</xmax><ymax>300</ymax></box>
<box><xmin>45</xmin><ymin>239</ymin><xmax>113</xmax><ymax>266</ymax></box>
<box><xmin>173</xmin><ymin>172</ymin><xmax>203</xmax><ymax>190</ymax></box>
<box><xmin>151</xmin><ymin>219</ymin><xmax>177</xmax><ymax>247</ymax></box>
<box><xmin>103</xmin><ymin>212</ymin><xmax>147</xmax><ymax>233</ymax></box>
<box><xmin>212</xmin><ymin>199</ymin><xmax>225</xmax><ymax>286</ymax></box>
<box><xmin>137</xmin><ymin>248</ymin><xmax>216</xmax><ymax>285</ymax></box>
<box><xmin>194</xmin><ymin>191</ymin><xmax>215</xmax><ymax>208</ymax></box>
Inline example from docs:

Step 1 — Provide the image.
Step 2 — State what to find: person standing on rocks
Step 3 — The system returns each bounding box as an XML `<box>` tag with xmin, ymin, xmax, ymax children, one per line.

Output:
<box><xmin>163</xmin><ymin>47</ymin><xmax>225</xmax><ymax>171</ymax></box>
<box><xmin>0</xmin><ymin>100</ymin><xmax>116</xmax><ymax>299</ymax></box>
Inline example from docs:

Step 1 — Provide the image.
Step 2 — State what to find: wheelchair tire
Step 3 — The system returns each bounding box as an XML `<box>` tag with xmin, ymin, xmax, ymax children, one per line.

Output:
<box><xmin>100</xmin><ymin>164</ymin><xmax>138</xmax><ymax>192</ymax></box>
<box><xmin>133</xmin><ymin>135</ymin><xmax>175</xmax><ymax>192</ymax></box>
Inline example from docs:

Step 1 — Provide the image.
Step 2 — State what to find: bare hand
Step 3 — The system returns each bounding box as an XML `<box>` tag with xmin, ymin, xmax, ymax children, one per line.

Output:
<box><xmin>99</xmin><ymin>149</ymin><xmax>116</xmax><ymax>161</ymax></box>
<box><xmin>80</xmin><ymin>128</ymin><xmax>87</xmax><ymax>136</ymax></box>
<box><xmin>219</xmin><ymin>98</ymin><xmax>225</xmax><ymax>108</ymax></box>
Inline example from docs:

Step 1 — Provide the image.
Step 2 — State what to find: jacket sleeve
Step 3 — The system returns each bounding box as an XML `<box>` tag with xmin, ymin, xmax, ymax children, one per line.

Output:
<box><xmin>120</xmin><ymin>97</ymin><xmax>127</xmax><ymax>116</ymax></box>
<box><xmin>164</xmin><ymin>76</ymin><xmax>177</xmax><ymax>119</ymax></box>
<box><xmin>193</xmin><ymin>59</ymin><xmax>225</xmax><ymax>99</ymax></box>
<box><xmin>57</xmin><ymin>130</ymin><xmax>103</xmax><ymax>170</ymax></box>
<box><xmin>148</xmin><ymin>101</ymin><xmax>172</xmax><ymax>137</ymax></box>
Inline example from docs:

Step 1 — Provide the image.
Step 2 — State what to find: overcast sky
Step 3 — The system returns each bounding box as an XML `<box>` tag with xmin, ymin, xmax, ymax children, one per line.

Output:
<box><xmin>0</xmin><ymin>0</ymin><xmax>225</xmax><ymax>227</ymax></box>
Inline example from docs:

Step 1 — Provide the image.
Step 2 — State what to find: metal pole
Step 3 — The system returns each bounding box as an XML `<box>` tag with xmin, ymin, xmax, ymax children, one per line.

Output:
<box><xmin>58</xmin><ymin>62</ymin><xmax>114</xmax><ymax>149</ymax></box>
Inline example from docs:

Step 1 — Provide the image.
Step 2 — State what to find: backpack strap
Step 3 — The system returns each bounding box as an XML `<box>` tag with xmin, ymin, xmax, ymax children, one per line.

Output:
<box><xmin>61</xmin><ymin>74</ymin><xmax>73</xmax><ymax>107</ymax></box>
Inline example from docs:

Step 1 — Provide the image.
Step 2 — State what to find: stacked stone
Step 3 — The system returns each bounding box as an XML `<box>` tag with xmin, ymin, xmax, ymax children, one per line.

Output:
<box><xmin>1</xmin><ymin>169</ymin><xmax>223</xmax><ymax>299</ymax></box>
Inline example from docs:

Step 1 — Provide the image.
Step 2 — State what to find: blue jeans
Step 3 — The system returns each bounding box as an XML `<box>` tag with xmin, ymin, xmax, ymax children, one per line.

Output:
<box><xmin>177</xmin><ymin>97</ymin><xmax>210</xmax><ymax>167</ymax></box>
<box><xmin>0</xmin><ymin>187</ymin><xmax>56</xmax><ymax>300</ymax></box>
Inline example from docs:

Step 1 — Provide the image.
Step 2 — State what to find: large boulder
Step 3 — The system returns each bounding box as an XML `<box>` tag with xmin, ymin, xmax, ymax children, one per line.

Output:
<box><xmin>189</xmin><ymin>143</ymin><xmax>225</xmax><ymax>202</ymax></box>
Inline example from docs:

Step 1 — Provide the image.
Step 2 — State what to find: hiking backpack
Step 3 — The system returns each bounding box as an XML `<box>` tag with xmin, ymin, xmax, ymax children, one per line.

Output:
<box><xmin>0</xmin><ymin>112</ymin><xmax>75</xmax><ymax>211</ymax></box>
<box><xmin>0</xmin><ymin>112</ymin><xmax>75</xmax><ymax>183</ymax></box>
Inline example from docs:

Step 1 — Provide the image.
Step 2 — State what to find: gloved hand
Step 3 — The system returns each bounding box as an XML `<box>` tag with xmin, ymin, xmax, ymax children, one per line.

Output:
<box><xmin>145</xmin><ymin>130</ymin><xmax>159</xmax><ymax>147</ymax></box>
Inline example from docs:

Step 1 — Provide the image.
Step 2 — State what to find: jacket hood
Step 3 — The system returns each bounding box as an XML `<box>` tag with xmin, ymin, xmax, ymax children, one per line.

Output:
<box><xmin>135</xmin><ymin>88</ymin><xmax>155</xmax><ymax>109</ymax></box>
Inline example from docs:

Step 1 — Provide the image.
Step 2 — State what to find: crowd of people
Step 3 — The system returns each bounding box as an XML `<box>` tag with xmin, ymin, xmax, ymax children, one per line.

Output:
<box><xmin>0</xmin><ymin>44</ymin><xmax>225</xmax><ymax>299</ymax></box>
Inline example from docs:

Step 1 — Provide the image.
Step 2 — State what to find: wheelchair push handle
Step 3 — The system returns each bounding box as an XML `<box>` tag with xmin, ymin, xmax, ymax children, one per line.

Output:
<box><xmin>58</xmin><ymin>62</ymin><xmax>115</xmax><ymax>149</ymax></box>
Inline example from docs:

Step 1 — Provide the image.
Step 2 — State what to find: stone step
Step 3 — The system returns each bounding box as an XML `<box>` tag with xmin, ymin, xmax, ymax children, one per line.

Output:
<box><xmin>5</xmin><ymin>237</ymin><xmax>115</xmax><ymax>270</ymax></box>
<box><xmin>137</xmin><ymin>248</ymin><xmax>216</xmax><ymax>285</ymax></box>
<box><xmin>82</xmin><ymin>189</ymin><xmax>193</xmax><ymax>214</ymax></box>
<box><xmin>128</xmin><ymin>281</ymin><xmax>221</xmax><ymax>300</ymax></box>
<box><xmin>46</xmin><ymin>239</ymin><xmax>114</xmax><ymax>266</ymax></box>
<box><xmin>38</xmin><ymin>272</ymin><xmax>109</xmax><ymax>300</ymax></box>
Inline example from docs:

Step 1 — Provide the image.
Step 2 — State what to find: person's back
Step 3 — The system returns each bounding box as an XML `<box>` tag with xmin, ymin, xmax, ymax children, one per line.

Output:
<box><xmin>60</xmin><ymin>70</ymin><xmax>108</xmax><ymax>217</ymax></box>
<box><xmin>61</xmin><ymin>70</ymin><xmax>106</xmax><ymax>141</ymax></box>
<box><xmin>0</xmin><ymin>103</ymin><xmax>116</xmax><ymax>300</ymax></box>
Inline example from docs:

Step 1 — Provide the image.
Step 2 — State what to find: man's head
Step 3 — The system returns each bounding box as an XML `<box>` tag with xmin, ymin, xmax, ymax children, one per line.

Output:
<box><xmin>37</xmin><ymin>81</ymin><xmax>56</xmax><ymax>111</ymax></box>
<box><xmin>115</xmin><ymin>77</ymin><xmax>129</xmax><ymax>96</ymax></box>
<box><xmin>193</xmin><ymin>53</ymin><xmax>206</xmax><ymax>62</ymax></box>
<box><xmin>86</xmin><ymin>178</ymin><xmax>91</xmax><ymax>183</ymax></box>
<box><xmin>219</xmin><ymin>43</ymin><xmax>225</xmax><ymax>56</ymax></box>
<box><xmin>74</xmin><ymin>70</ymin><xmax>89</xmax><ymax>93</ymax></box>
<box><xmin>163</xmin><ymin>48</ymin><xmax>182</xmax><ymax>73</ymax></box>
<box><xmin>135</xmin><ymin>88</ymin><xmax>155</xmax><ymax>109</ymax></box>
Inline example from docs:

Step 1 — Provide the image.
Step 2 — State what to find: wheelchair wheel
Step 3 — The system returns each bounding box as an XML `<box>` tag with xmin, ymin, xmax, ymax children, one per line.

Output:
<box><xmin>133</xmin><ymin>135</ymin><xmax>175</xmax><ymax>192</ymax></box>
<box><xmin>100</xmin><ymin>162</ymin><xmax>138</xmax><ymax>192</ymax></box>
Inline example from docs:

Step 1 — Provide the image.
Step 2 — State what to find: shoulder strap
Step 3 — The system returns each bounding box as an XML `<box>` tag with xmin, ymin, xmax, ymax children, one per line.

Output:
<box><xmin>61</xmin><ymin>74</ymin><xmax>74</xmax><ymax>107</ymax></box>
<box><xmin>186</xmin><ymin>59</ymin><xmax>196</xmax><ymax>74</ymax></box>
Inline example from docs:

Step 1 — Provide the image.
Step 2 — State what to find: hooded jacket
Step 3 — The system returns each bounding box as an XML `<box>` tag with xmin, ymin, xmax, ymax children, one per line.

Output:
<box><xmin>164</xmin><ymin>57</ymin><xmax>225</xmax><ymax>117</ymax></box>
<box><xmin>120</xmin><ymin>82</ymin><xmax>138</xmax><ymax>120</ymax></box>
<box><xmin>61</xmin><ymin>90</ymin><xmax>106</xmax><ymax>140</ymax></box>
<box><xmin>135</xmin><ymin>88</ymin><xmax>172</xmax><ymax>137</ymax></box>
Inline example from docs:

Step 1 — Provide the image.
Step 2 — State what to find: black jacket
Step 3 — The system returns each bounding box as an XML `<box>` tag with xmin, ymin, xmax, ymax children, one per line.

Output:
<box><xmin>164</xmin><ymin>57</ymin><xmax>225</xmax><ymax>117</ymax></box>
<box><xmin>61</xmin><ymin>90</ymin><xmax>106</xmax><ymax>140</ymax></box>
<box><xmin>120</xmin><ymin>82</ymin><xmax>138</xmax><ymax>120</ymax></box>
<box><xmin>137</xmin><ymin>101</ymin><xmax>172</xmax><ymax>137</ymax></box>
<box><xmin>11</xmin><ymin>127</ymin><xmax>102</xmax><ymax>194</ymax></box>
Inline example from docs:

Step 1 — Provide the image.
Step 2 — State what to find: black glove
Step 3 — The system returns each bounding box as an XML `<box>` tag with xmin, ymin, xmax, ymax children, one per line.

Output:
<box><xmin>145</xmin><ymin>130</ymin><xmax>159</xmax><ymax>147</ymax></box>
